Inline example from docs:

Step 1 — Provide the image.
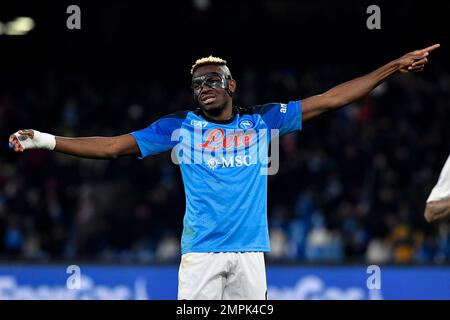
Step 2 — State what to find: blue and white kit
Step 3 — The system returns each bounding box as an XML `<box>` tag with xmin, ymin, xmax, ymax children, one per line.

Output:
<box><xmin>131</xmin><ymin>101</ymin><xmax>302</xmax><ymax>299</ymax></box>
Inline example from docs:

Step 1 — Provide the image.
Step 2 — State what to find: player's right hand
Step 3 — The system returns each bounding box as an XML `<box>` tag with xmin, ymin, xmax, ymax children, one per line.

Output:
<box><xmin>9</xmin><ymin>129</ymin><xmax>35</xmax><ymax>152</ymax></box>
<box><xmin>9</xmin><ymin>129</ymin><xmax>56</xmax><ymax>152</ymax></box>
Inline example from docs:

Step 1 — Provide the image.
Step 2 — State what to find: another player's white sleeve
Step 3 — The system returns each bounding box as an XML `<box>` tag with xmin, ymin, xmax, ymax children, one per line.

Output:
<box><xmin>427</xmin><ymin>154</ymin><xmax>450</xmax><ymax>203</ymax></box>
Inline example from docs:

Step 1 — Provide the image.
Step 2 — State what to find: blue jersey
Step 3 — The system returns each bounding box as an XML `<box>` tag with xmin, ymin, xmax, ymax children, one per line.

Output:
<box><xmin>131</xmin><ymin>101</ymin><xmax>302</xmax><ymax>254</ymax></box>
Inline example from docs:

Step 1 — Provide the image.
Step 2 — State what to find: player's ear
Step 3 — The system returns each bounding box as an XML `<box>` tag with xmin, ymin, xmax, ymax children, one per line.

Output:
<box><xmin>228</xmin><ymin>79</ymin><xmax>236</xmax><ymax>94</ymax></box>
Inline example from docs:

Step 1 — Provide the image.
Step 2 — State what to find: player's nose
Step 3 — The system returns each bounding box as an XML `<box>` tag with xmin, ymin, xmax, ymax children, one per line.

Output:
<box><xmin>199</xmin><ymin>84</ymin><xmax>213</xmax><ymax>95</ymax></box>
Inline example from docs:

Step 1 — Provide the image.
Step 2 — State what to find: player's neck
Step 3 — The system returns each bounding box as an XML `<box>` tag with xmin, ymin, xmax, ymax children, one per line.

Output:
<box><xmin>203</xmin><ymin>105</ymin><xmax>234</xmax><ymax>123</ymax></box>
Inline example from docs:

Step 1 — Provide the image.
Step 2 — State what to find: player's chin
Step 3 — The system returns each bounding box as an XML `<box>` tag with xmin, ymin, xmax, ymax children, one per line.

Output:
<box><xmin>200</xmin><ymin>101</ymin><xmax>224</xmax><ymax>113</ymax></box>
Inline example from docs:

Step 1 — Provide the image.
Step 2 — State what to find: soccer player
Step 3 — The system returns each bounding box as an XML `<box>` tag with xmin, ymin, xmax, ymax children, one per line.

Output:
<box><xmin>425</xmin><ymin>154</ymin><xmax>450</xmax><ymax>223</ymax></box>
<box><xmin>9</xmin><ymin>44</ymin><xmax>440</xmax><ymax>300</ymax></box>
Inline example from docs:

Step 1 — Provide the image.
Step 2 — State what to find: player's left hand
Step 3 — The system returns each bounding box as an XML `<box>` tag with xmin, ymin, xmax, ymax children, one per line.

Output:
<box><xmin>397</xmin><ymin>44</ymin><xmax>440</xmax><ymax>73</ymax></box>
<box><xmin>397</xmin><ymin>44</ymin><xmax>441</xmax><ymax>72</ymax></box>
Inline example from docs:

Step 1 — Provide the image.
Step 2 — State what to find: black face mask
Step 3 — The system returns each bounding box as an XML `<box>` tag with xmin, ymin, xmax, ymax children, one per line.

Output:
<box><xmin>191</xmin><ymin>72</ymin><xmax>233</xmax><ymax>103</ymax></box>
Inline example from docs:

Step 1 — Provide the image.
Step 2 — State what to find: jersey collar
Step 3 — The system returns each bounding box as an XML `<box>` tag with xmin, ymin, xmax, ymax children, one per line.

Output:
<box><xmin>195</xmin><ymin>107</ymin><xmax>237</xmax><ymax>124</ymax></box>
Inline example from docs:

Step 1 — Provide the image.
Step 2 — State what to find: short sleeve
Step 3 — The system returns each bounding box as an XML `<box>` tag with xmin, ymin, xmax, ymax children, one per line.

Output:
<box><xmin>427</xmin><ymin>155</ymin><xmax>450</xmax><ymax>203</ymax></box>
<box><xmin>131</xmin><ymin>111</ymin><xmax>188</xmax><ymax>158</ymax></box>
<box><xmin>254</xmin><ymin>101</ymin><xmax>302</xmax><ymax>136</ymax></box>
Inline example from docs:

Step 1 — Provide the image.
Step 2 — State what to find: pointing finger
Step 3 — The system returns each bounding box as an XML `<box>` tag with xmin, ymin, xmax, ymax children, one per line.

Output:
<box><xmin>417</xmin><ymin>43</ymin><xmax>440</xmax><ymax>54</ymax></box>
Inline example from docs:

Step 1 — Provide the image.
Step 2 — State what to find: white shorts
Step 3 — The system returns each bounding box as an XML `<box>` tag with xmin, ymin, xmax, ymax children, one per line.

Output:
<box><xmin>178</xmin><ymin>252</ymin><xmax>268</xmax><ymax>300</ymax></box>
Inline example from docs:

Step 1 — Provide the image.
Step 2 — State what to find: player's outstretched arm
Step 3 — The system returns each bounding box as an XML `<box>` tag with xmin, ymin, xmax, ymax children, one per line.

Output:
<box><xmin>8</xmin><ymin>129</ymin><xmax>140</xmax><ymax>159</ymax></box>
<box><xmin>424</xmin><ymin>198</ymin><xmax>450</xmax><ymax>223</ymax></box>
<box><xmin>301</xmin><ymin>44</ymin><xmax>441</xmax><ymax>122</ymax></box>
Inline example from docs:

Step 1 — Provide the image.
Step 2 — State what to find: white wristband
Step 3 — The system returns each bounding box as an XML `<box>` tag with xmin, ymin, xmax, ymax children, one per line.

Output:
<box><xmin>14</xmin><ymin>130</ymin><xmax>56</xmax><ymax>151</ymax></box>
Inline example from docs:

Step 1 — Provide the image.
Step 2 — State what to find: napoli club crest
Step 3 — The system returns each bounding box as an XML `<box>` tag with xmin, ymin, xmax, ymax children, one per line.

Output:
<box><xmin>238</xmin><ymin>119</ymin><xmax>254</xmax><ymax>130</ymax></box>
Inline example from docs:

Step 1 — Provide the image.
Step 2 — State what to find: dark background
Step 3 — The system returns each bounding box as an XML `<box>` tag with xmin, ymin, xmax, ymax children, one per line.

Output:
<box><xmin>1</xmin><ymin>0</ymin><xmax>448</xmax><ymax>77</ymax></box>
<box><xmin>1</xmin><ymin>0</ymin><xmax>449</xmax><ymax>264</ymax></box>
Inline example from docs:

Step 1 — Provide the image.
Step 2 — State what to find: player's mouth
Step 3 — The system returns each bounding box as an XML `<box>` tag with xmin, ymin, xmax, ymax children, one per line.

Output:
<box><xmin>200</xmin><ymin>94</ymin><xmax>216</xmax><ymax>105</ymax></box>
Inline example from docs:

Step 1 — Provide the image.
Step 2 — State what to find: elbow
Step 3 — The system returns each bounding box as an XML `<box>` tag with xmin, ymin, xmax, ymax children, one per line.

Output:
<box><xmin>104</xmin><ymin>149</ymin><xmax>117</xmax><ymax>159</ymax></box>
<box><xmin>108</xmin><ymin>152</ymin><xmax>119</xmax><ymax>160</ymax></box>
<box><xmin>424</xmin><ymin>199</ymin><xmax>450</xmax><ymax>223</ymax></box>
<box><xmin>424</xmin><ymin>206</ymin><xmax>434</xmax><ymax>223</ymax></box>
<box><xmin>106</xmin><ymin>149</ymin><xmax>120</xmax><ymax>159</ymax></box>
<box><xmin>424</xmin><ymin>203</ymin><xmax>437</xmax><ymax>223</ymax></box>
<box><xmin>105</xmin><ymin>140</ymin><xmax>120</xmax><ymax>159</ymax></box>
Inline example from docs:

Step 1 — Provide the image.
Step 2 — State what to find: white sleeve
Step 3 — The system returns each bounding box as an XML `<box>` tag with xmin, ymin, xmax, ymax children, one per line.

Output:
<box><xmin>427</xmin><ymin>155</ymin><xmax>450</xmax><ymax>203</ymax></box>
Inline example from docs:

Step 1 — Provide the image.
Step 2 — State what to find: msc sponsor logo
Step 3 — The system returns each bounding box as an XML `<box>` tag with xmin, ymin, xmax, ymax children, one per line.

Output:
<box><xmin>280</xmin><ymin>103</ymin><xmax>287</xmax><ymax>113</ymax></box>
<box><xmin>206</xmin><ymin>157</ymin><xmax>220</xmax><ymax>170</ymax></box>
<box><xmin>206</xmin><ymin>156</ymin><xmax>252</xmax><ymax>170</ymax></box>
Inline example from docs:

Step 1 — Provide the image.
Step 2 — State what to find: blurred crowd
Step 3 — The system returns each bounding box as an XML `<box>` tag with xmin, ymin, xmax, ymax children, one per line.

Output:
<box><xmin>1</xmin><ymin>62</ymin><xmax>449</xmax><ymax>264</ymax></box>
